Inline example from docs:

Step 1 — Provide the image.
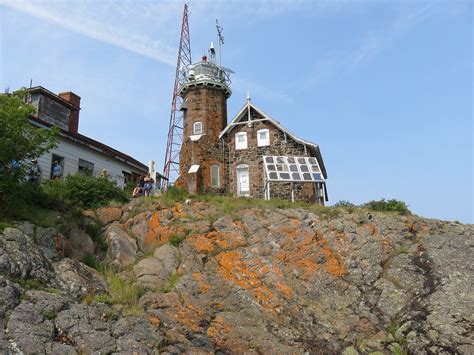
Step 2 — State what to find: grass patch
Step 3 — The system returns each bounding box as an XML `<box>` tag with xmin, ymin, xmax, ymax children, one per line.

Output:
<box><xmin>396</xmin><ymin>245</ymin><xmax>410</xmax><ymax>254</ymax></box>
<box><xmin>192</xmin><ymin>194</ymin><xmax>340</xmax><ymax>220</ymax></box>
<box><xmin>84</xmin><ymin>223</ymin><xmax>107</xmax><ymax>252</ymax></box>
<box><xmin>82</xmin><ymin>254</ymin><xmax>107</xmax><ymax>273</ymax></box>
<box><xmin>391</xmin><ymin>343</ymin><xmax>407</xmax><ymax>355</ymax></box>
<box><xmin>102</xmin><ymin>268</ymin><xmax>145</xmax><ymax>316</ymax></box>
<box><xmin>94</xmin><ymin>293</ymin><xmax>113</xmax><ymax>305</ymax></box>
<box><xmin>0</xmin><ymin>221</ymin><xmax>13</xmax><ymax>231</ymax></box>
<box><xmin>42</xmin><ymin>310</ymin><xmax>57</xmax><ymax>320</ymax></box>
<box><xmin>160</xmin><ymin>272</ymin><xmax>181</xmax><ymax>293</ymax></box>
<box><xmin>157</xmin><ymin>187</ymin><xmax>189</xmax><ymax>207</ymax></box>
<box><xmin>169</xmin><ymin>234</ymin><xmax>187</xmax><ymax>247</ymax></box>
<box><xmin>169</xmin><ymin>228</ymin><xmax>192</xmax><ymax>247</ymax></box>
<box><xmin>13</xmin><ymin>278</ymin><xmax>46</xmax><ymax>290</ymax></box>
<box><xmin>12</xmin><ymin>278</ymin><xmax>62</xmax><ymax>295</ymax></box>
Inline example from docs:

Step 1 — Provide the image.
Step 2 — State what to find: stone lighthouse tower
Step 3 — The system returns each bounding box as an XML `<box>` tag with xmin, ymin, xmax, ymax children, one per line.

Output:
<box><xmin>177</xmin><ymin>55</ymin><xmax>233</xmax><ymax>194</ymax></box>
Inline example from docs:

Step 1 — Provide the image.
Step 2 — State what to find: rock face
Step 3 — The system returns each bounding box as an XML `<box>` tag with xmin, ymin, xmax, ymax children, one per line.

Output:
<box><xmin>0</xmin><ymin>200</ymin><xmax>472</xmax><ymax>354</ymax></box>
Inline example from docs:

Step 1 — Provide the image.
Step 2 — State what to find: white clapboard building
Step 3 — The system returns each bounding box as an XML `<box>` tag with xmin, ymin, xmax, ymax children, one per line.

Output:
<box><xmin>27</xmin><ymin>86</ymin><xmax>162</xmax><ymax>188</ymax></box>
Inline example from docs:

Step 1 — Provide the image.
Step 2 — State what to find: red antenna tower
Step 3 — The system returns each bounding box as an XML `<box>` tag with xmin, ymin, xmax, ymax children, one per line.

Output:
<box><xmin>162</xmin><ymin>3</ymin><xmax>191</xmax><ymax>188</ymax></box>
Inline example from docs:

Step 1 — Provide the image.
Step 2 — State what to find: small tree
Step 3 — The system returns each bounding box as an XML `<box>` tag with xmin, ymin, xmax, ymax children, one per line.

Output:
<box><xmin>0</xmin><ymin>89</ymin><xmax>59</xmax><ymax>210</ymax></box>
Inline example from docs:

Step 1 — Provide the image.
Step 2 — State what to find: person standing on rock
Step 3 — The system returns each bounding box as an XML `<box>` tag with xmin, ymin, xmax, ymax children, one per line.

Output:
<box><xmin>143</xmin><ymin>173</ymin><xmax>154</xmax><ymax>197</ymax></box>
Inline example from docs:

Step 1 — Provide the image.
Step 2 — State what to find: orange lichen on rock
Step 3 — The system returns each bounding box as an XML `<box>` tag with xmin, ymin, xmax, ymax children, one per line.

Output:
<box><xmin>192</xmin><ymin>272</ymin><xmax>211</xmax><ymax>293</ymax></box>
<box><xmin>170</xmin><ymin>300</ymin><xmax>206</xmax><ymax>333</ymax></box>
<box><xmin>171</xmin><ymin>203</ymin><xmax>186</xmax><ymax>218</ymax></box>
<box><xmin>274</xmin><ymin>230</ymin><xmax>347</xmax><ymax>279</ymax></box>
<box><xmin>96</xmin><ymin>206</ymin><xmax>122</xmax><ymax>225</ymax></box>
<box><xmin>148</xmin><ymin>314</ymin><xmax>160</xmax><ymax>326</ymax></box>
<box><xmin>215</xmin><ymin>251</ymin><xmax>279</xmax><ymax>312</ymax></box>
<box><xmin>275</xmin><ymin>282</ymin><xmax>293</xmax><ymax>299</ymax></box>
<box><xmin>191</xmin><ymin>231</ymin><xmax>246</xmax><ymax>254</ymax></box>
<box><xmin>207</xmin><ymin>314</ymin><xmax>233</xmax><ymax>348</ymax></box>
<box><xmin>143</xmin><ymin>212</ymin><xmax>168</xmax><ymax>246</ymax></box>
<box><xmin>280</xmin><ymin>219</ymin><xmax>302</xmax><ymax>236</ymax></box>
<box><xmin>318</xmin><ymin>238</ymin><xmax>347</xmax><ymax>276</ymax></box>
<box><xmin>54</xmin><ymin>235</ymin><xmax>72</xmax><ymax>257</ymax></box>
<box><xmin>356</xmin><ymin>223</ymin><xmax>377</xmax><ymax>236</ymax></box>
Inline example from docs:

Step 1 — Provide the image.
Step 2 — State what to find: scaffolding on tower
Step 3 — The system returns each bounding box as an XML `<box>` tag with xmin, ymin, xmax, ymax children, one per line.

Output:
<box><xmin>162</xmin><ymin>3</ymin><xmax>191</xmax><ymax>188</ymax></box>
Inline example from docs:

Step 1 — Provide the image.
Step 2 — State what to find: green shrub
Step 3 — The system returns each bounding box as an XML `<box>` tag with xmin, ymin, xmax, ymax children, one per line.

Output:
<box><xmin>41</xmin><ymin>174</ymin><xmax>129</xmax><ymax>209</ymax></box>
<box><xmin>362</xmin><ymin>198</ymin><xmax>411</xmax><ymax>215</ymax></box>
<box><xmin>333</xmin><ymin>200</ymin><xmax>357</xmax><ymax>213</ymax></box>
<box><xmin>0</xmin><ymin>90</ymin><xmax>59</xmax><ymax>212</ymax></box>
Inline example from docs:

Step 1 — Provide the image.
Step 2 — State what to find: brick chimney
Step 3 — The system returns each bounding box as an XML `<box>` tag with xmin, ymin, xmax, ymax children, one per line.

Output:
<box><xmin>58</xmin><ymin>91</ymin><xmax>81</xmax><ymax>133</ymax></box>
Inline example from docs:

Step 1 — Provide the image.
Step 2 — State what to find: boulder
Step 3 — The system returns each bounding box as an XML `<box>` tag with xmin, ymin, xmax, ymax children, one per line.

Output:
<box><xmin>53</xmin><ymin>258</ymin><xmax>107</xmax><ymax>298</ymax></box>
<box><xmin>0</xmin><ymin>276</ymin><xmax>21</xmax><ymax>317</ymax></box>
<box><xmin>96</xmin><ymin>207</ymin><xmax>122</xmax><ymax>225</ymax></box>
<box><xmin>6</xmin><ymin>301</ymin><xmax>55</xmax><ymax>354</ymax></box>
<box><xmin>105</xmin><ymin>224</ymin><xmax>138</xmax><ymax>268</ymax></box>
<box><xmin>154</xmin><ymin>244</ymin><xmax>179</xmax><ymax>271</ymax></box>
<box><xmin>134</xmin><ymin>258</ymin><xmax>167</xmax><ymax>289</ymax></box>
<box><xmin>0</xmin><ymin>227</ymin><xmax>55</xmax><ymax>283</ymax></box>
<box><xmin>55</xmin><ymin>303</ymin><xmax>117</xmax><ymax>354</ymax></box>
<box><xmin>68</xmin><ymin>227</ymin><xmax>95</xmax><ymax>260</ymax></box>
<box><xmin>35</xmin><ymin>226</ymin><xmax>60</xmax><ymax>258</ymax></box>
<box><xmin>112</xmin><ymin>316</ymin><xmax>161</xmax><ymax>352</ymax></box>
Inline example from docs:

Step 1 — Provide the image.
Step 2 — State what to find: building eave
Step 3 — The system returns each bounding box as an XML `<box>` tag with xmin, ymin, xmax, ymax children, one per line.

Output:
<box><xmin>28</xmin><ymin>86</ymin><xmax>79</xmax><ymax>109</ymax></box>
<box><xmin>219</xmin><ymin>101</ymin><xmax>328</xmax><ymax>179</ymax></box>
<box><xmin>29</xmin><ymin>115</ymin><xmax>159</xmax><ymax>175</ymax></box>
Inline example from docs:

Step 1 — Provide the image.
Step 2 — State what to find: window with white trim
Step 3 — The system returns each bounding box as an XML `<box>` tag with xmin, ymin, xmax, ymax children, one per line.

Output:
<box><xmin>193</xmin><ymin>121</ymin><xmax>203</xmax><ymax>135</ymax></box>
<box><xmin>211</xmin><ymin>164</ymin><xmax>220</xmax><ymax>187</ymax></box>
<box><xmin>235</xmin><ymin>132</ymin><xmax>248</xmax><ymax>150</ymax></box>
<box><xmin>257</xmin><ymin>128</ymin><xmax>270</xmax><ymax>147</ymax></box>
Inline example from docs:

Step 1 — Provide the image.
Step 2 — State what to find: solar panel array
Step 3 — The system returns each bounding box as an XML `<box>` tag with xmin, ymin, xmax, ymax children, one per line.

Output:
<box><xmin>263</xmin><ymin>156</ymin><xmax>324</xmax><ymax>182</ymax></box>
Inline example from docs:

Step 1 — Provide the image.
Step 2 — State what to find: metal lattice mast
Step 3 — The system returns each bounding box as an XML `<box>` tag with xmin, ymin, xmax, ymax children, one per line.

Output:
<box><xmin>162</xmin><ymin>3</ymin><xmax>191</xmax><ymax>188</ymax></box>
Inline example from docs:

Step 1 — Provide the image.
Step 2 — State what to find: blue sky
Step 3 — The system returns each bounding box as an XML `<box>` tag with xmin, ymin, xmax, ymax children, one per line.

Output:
<box><xmin>1</xmin><ymin>0</ymin><xmax>472</xmax><ymax>223</ymax></box>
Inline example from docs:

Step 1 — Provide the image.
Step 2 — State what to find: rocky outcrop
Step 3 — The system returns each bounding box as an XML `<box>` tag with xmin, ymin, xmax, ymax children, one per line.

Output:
<box><xmin>134</xmin><ymin>244</ymin><xmax>179</xmax><ymax>290</ymax></box>
<box><xmin>0</xmin><ymin>200</ymin><xmax>472</xmax><ymax>354</ymax></box>
<box><xmin>105</xmin><ymin>223</ymin><xmax>138</xmax><ymax>268</ymax></box>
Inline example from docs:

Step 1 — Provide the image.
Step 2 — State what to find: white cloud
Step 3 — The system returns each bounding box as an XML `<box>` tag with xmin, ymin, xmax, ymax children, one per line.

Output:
<box><xmin>1</xmin><ymin>0</ymin><xmax>179</xmax><ymax>66</ymax></box>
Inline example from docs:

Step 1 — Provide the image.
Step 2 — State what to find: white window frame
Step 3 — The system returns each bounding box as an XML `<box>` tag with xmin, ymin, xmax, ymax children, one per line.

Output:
<box><xmin>236</xmin><ymin>164</ymin><xmax>250</xmax><ymax>197</ymax></box>
<box><xmin>193</xmin><ymin>121</ymin><xmax>203</xmax><ymax>135</ymax></box>
<box><xmin>235</xmin><ymin>132</ymin><xmax>248</xmax><ymax>150</ymax></box>
<box><xmin>257</xmin><ymin>128</ymin><xmax>270</xmax><ymax>147</ymax></box>
<box><xmin>210</xmin><ymin>164</ymin><xmax>220</xmax><ymax>187</ymax></box>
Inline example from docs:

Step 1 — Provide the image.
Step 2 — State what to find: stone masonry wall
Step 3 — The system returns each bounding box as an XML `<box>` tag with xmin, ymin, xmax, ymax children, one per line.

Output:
<box><xmin>179</xmin><ymin>86</ymin><xmax>228</xmax><ymax>193</ymax></box>
<box><xmin>224</xmin><ymin>110</ymin><xmax>320</xmax><ymax>204</ymax></box>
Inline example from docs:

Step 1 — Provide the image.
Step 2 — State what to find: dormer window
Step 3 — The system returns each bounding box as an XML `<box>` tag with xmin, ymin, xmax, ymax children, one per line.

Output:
<box><xmin>193</xmin><ymin>121</ymin><xmax>203</xmax><ymax>135</ymax></box>
<box><xmin>257</xmin><ymin>128</ymin><xmax>270</xmax><ymax>147</ymax></box>
<box><xmin>235</xmin><ymin>132</ymin><xmax>248</xmax><ymax>150</ymax></box>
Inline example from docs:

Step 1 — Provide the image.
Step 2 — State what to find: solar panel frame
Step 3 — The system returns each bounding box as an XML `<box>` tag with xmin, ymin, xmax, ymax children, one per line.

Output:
<box><xmin>263</xmin><ymin>155</ymin><xmax>325</xmax><ymax>183</ymax></box>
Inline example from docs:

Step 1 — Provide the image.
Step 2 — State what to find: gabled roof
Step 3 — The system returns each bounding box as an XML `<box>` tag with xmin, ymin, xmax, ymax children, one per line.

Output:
<box><xmin>219</xmin><ymin>101</ymin><xmax>327</xmax><ymax>179</ymax></box>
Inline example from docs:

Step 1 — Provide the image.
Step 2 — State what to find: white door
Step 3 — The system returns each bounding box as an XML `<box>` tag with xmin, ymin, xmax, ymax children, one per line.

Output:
<box><xmin>236</xmin><ymin>164</ymin><xmax>250</xmax><ymax>197</ymax></box>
